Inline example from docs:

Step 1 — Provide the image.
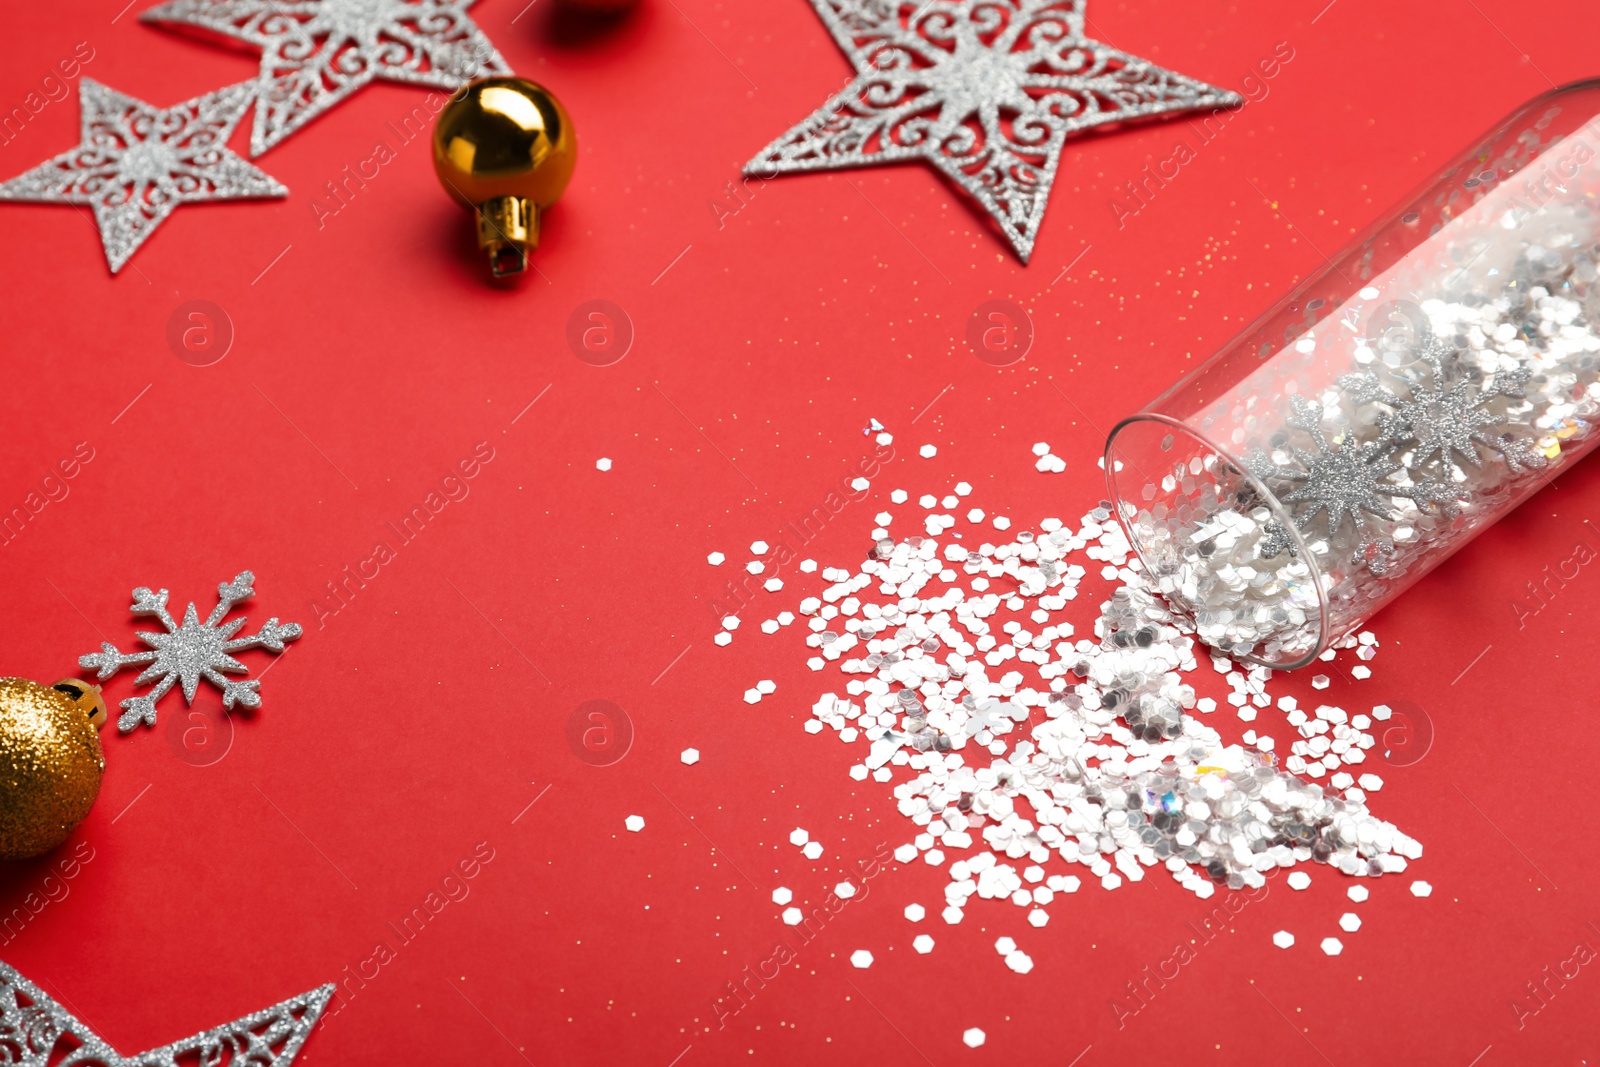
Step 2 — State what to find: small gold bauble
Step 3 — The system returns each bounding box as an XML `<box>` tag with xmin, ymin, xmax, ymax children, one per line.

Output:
<box><xmin>0</xmin><ymin>678</ymin><xmax>106</xmax><ymax>861</ymax></box>
<box><xmin>432</xmin><ymin>76</ymin><xmax>577</xmax><ymax>279</ymax></box>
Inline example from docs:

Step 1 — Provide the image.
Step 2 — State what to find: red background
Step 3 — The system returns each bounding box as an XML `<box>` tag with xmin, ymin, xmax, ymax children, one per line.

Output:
<box><xmin>1</xmin><ymin>0</ymin><xmax>1597</xmax><ymax>1063</ymax></box>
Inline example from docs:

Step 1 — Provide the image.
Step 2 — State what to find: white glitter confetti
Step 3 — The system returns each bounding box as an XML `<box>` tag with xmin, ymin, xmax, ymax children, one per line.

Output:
<box><xmin>624</xmin><ymin>815</ymin><xmax>644</xmax><ymax>833</ymax></box>
<box><xmin>913</xmin><ymin>934</ymin><xmax>935</xmax><ymax>953</ymax></box>
<box><xmin>1272</xmin><ymin>930</ymin><xmax>1295</xmax><ymax>949</ymax></box>
<box><xmin>723</xmin><ymin>454</ymin><xmax>1425</xmax><ymax>975</ymax></box>
<box><xmin>963</xmin><ymin>1028</ymin><xmax>986</xmax><ymax>1049</ymax></box>
<box><xmin>1321</xmin><ymin>937</ymin><xmax>1344</xmax><ymax>956</ymax></box>
<box><xmin>708</xmin><ymin>552</ymin><xmax>726</xmax><ymax>566</ymax></box>
<box><xmin>772</xmin><ymin>887</ymin><xmax>792</xmax><ymax>905</ymax></box>
<box><xmin>596</xmin><ymin>457</ymin><xmax>612</xmax><ymax>471</ymax></box>
<box><xmin>849</xmin><ymin>949</ymin><xmax>873</xmax><ymax>969</ymax></box>
<box><xmin>919</xmin><ymin>445</ymin><xmax>937</xmax><ymax>459</ymax></box>
<box><xmin>1339</xmin><ymin>913</ymin><xmax>1362</xmax><ymax>932</ymax></box>
<box><xmin>680</xmin><ymin>748</ymin><xmax>700</xmax><ymax>765</ymax></box>
<box><xmin>1004</xmin><ymin>950</ymin><xmax>1033</xmax><ymax>974</ymax></box>
<box><xmin>1410</xmin><ymin>880</ymin><xmax>1433</xmax><ymax>897</ymax></box>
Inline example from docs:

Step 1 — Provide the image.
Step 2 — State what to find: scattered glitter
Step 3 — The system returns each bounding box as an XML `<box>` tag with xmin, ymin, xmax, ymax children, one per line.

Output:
<box><xmin>963</xmin><ymin>1028</ymin><xmax>986</xmax><ymax>1049</ymax></box>
<box><xmin>1321</xmin><ymin>937</ymin><xmax>1344</xmax><ymax>956</ymax></box>
<box><xmin>1273</xmin><ymin>930</ymin><xmax>1295</xmax><ymax>949</ymax></box>
<box><xmin>708</xmin><ymin>552</ymin><xmax>725</xmax><ymax>566</ymax></box>
<box><xmin>624</xmin><ymin>815</ymin><xmax>644</xmax><ymax>833</ymax></box>
<box><xmin>1410</xmin><ymin>880</ymin><xmax>1433</xmax><ymax>897</ymax></box>
<box><xmin>920</xmin><ymin>445</ymin><xmax>938</xmax><ymax>459</ymax></box>
<box><xmin>595</xmin><ymin>457</ymin><xmax>612</xmax><ymax>471</ymax></box>
<box><xmin>772</xmin><ymin>887</ymin><xmax>792</xmax><ymax>905</ymax></box>
<box><xmin>849</xmin><ymin>949</ymin><xmax>873</xmax><ymax>969</ymax></box>
<box><xmin>913</xmin><ymin>934</ymin><xmax>935</xmax><ymax>953</ymax></box>
<box><xmin>1339</xmin><ymin>912</ymin><xmax>1362</xmax><ymax>932</ymax></box>
<box><xmin>680</xmin><ymin>748</ymin><xmax>700</xmax><ymax>765</ymax></box>
<box><xmin>725</xmin><ymin>449</ymin><xmax>1428</xmax><ymax>988</ymax></box>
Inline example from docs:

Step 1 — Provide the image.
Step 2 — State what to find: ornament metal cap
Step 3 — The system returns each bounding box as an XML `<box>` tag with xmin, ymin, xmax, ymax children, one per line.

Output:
<box><xmin>52</xmin><ymin>678</ymin><xmax>108</xmax><ymax>730</ymax></box>
<box><xmin>432</xmin><ymin>76</ymin><xmax>577</xmax><ymax>278</ymax></box>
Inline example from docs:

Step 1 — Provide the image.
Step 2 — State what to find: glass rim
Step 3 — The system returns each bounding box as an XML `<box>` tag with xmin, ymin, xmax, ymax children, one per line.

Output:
<box><xmin>1103</xmin><ymin>411</ymin><xmax>1331</xmax><ymax>670</ymax></box>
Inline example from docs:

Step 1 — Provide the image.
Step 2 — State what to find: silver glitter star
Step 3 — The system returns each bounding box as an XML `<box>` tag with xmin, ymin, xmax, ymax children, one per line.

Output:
<box><xmin>0</xmin><ymin>79</ymin><xmax>286</xmax><ymax>274</ymax></box>
<box><xmin>0</xmin><ymin>958</ymin><xmax>331</xmax><ymax>1067</ymax></box>
<box><xmin>81</xmin><ymin>571</ymin><xmax>303</xmax><ymax>733</ymax></box>
<box><xmin>744</xmin><ymin>0</ymin><xmax>1242</xmax><ymax>261</ymax></box>
<box><xmin>143</xmin><ymin>0</ymin><xmax>511</xmax><ymax>156</ymax></box>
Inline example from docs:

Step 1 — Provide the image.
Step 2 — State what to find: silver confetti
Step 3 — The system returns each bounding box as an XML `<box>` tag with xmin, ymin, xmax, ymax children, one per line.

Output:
<box><xmin>0</xmin><ymin>80</ymin><xmax>286</xmax><ymax>274</ymax></box>
<box><xmin>745</xmin><ymin>0</ymin><xmax>1241</xmax><ymax>262</ymax></box>
<box><xmin>0</xmin><ymin>957</ymin><xmax>332</xmax><ymax>1067</ymax></box>
<box><xmin>81</xmin><ymin>571</ymin><xmax>303</xmax><ymax>733</ymax></box>
<box><xmin>142</xmin><ymin>0</ymin><xmax>512</xmax><ymax>157</ymax></box>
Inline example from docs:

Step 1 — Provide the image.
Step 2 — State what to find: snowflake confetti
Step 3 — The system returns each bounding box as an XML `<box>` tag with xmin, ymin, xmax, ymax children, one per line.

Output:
<box><xmin>1249</xmin><ymin>393</ymin><xmax>1457</xmax><ymax>574</ymax></box>
<box><xmin>81</xmin><ymin>571</ymin><xmax>302</xmax><ymax>733</ymax></box>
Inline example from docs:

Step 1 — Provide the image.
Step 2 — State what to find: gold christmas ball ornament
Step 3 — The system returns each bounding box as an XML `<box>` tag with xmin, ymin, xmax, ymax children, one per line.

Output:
<box><xmin>0</xmin><ymin>677</ymin><xmax>106</xmax><ymax>861</ymax></box>
<box><xmin>432</xmin><ymin>76</ymin><xmax>577</xmax><ymax>279</ymax></box>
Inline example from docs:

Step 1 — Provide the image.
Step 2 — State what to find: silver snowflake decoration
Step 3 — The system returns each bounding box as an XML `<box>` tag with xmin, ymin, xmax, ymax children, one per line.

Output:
<box><xmin>744</xmin><ymin>0</ymin><xmax>1241</xmax><ymax>261</ymax></box>
<box><xmin>0</xmin><ymin>79</ymin><xmax>286</xmax><ymax>273</ymax></box>
<box><xmin>81</xmin><ymin>571</ymin><xmax>302</xmax><ymax>733</ymax></box>
<box><xmin>1342</xmin><ymin>323</ymin><xmax>1547</xmax><ymax>477</ymax></box>
<box><xmin>143</xmin><ymin>0</ymin><xmax>511</xmax><ymax>156</ymax></box>
<box><xmin>1250</xmin><ymin>396</ymin><xmax>1456</xmax><ymax>575</ymax></box>
<box><xmin>0</xmin><ymin>957</ymin><xmax>331</xmax><ymax>1067</ymax></box>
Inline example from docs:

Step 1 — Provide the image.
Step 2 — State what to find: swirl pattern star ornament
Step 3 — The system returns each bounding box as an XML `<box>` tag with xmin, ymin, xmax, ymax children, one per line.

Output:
<box><xmin>745</xmin><ymin>0</ymin><xmax>1242</xmax><ymax>261</ymax></box>
<box><xmin>0</xmin><ymin>958</ymin><xmax>331</xmax><ymax>1067</ymax></box>
<box><xmin>0</xmin><ymin>79</ymin><xmax>286</xmax><ymax>274</ymax></box>
<box><xmin>143</xmin><ymin>0</ymin><xmax>512</xmax><ymax>157</ymax></box>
